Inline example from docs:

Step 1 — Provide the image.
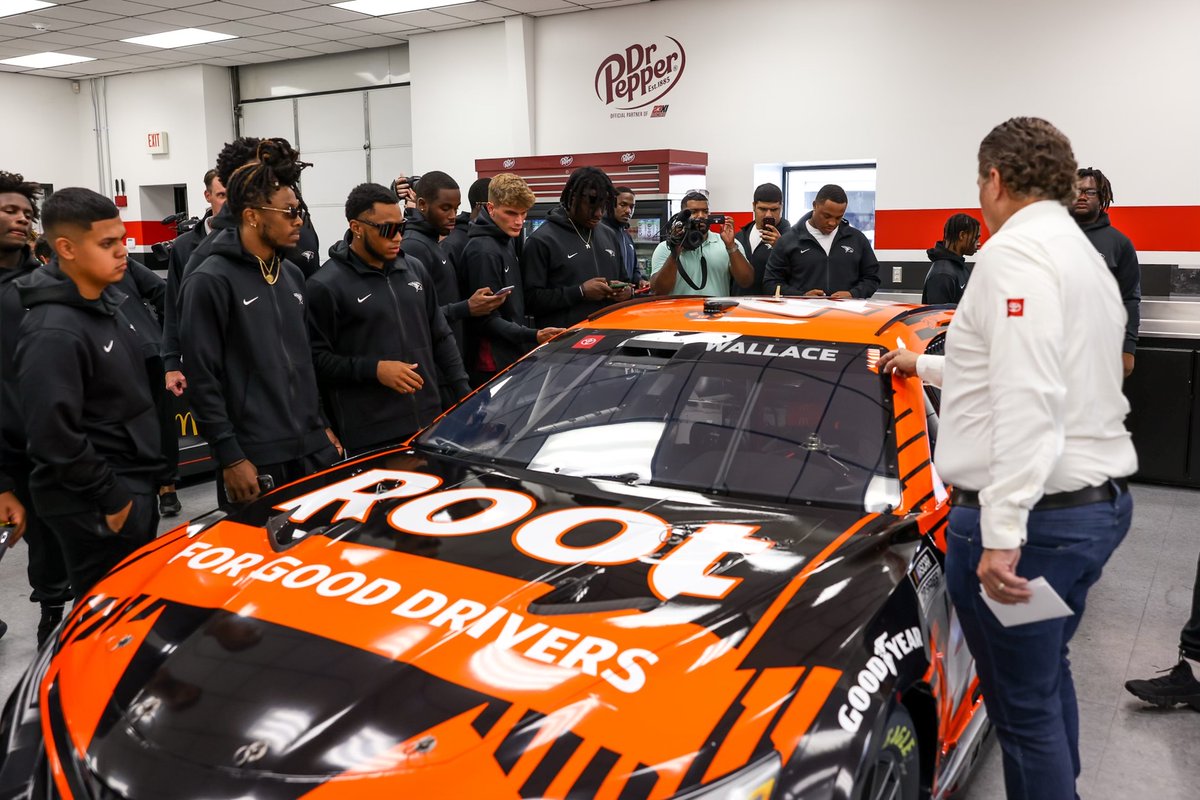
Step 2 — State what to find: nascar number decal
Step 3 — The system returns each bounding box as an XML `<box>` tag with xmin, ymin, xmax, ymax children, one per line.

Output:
<box><xmin>274</xmin><ymin>470</ymin><xmax>775</xmax><ymax>601</ymax></box>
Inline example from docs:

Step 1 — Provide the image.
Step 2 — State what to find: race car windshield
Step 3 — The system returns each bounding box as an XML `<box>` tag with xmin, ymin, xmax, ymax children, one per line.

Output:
<box><xmin>416</xmin><ymin>330</ymin><xmax>899</xmax><ymax>510</ymax></box>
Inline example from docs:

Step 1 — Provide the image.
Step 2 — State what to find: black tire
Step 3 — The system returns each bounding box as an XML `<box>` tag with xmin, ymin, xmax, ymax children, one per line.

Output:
<box><xmin>856</xmin><ymin>704</ymin><xmax>921</xmax><ymax>800</ymax></box>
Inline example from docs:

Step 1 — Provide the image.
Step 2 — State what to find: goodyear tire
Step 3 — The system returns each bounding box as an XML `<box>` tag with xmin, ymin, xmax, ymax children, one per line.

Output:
<box><xmin>855</xmin><ymin>704</ymin><xmax>921</xmax><ymax>800</ymax></box>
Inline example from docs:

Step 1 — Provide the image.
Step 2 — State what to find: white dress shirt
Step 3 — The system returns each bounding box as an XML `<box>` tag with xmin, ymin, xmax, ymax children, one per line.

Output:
<box><xmin>805</xmin><ymin>221</ymin><xmax>837</xmax><ymax>255</ymax></box>
<box><xmin>916</xmin><ymin>200</ymin><xmax>1137</xmax><ymax>549</ymax></box>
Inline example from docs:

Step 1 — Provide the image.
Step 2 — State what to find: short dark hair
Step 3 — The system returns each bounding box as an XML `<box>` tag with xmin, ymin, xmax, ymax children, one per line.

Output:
<box><xmin>203</xmin><ymin>168</ymin><xmax>219</xmax><ymax>190</ymax></box>
<box><xmin>753</xmin><ymin>183</ymin><xmax>782</xmax><ymax>205</ymax></box>
<box><xmin>468</xmin><ymin>178</ymin><xmax>491</xmax><ymax>208</ymax></box>
<box><xmin>1077</xmin><ymin>167</ymin><xmax>1113</xmax><ymax>210</ymax></box>
<box><xmin>943</xmin><ymin>213</ymin><xmax>980</xmax><ymax>243</ymax></box>
<box><xmin>814</xmin><ymin>184</ymin><xmax>848</xmax><ymax>205</ymax></box>
<box><xmin>0</xmin><ymin>171</ymin><xmax>42</xmax><ymax>221</ymax></box>
<box><xmin>560</xmin><ymin>166</ymin><xmax>615</xmax><ymax>217</ymax></box>
<box><xmin>42</xmin><ymin>187</ymin><xmax>119</xmax><ymax>236</ymax></box>
<box><xmin>978</xmin><ymin>117</ymin><xmax>1076</xmax><ymax>205</ymax></box>
<box><xmin>215</xmin><ymin>136</ymin><xmax>263</xmax><ymax>188</ymax></box>
<box><xmin>225</xmin><ymin>138</ymin><xmax>309</xmax><ymax>219</ymax></box>
<box><xmin>345</xmin><ymin>182</ymin><xmax>399</xmax><ymax>221</ymax></box>
<box><xmin>33</xmin><ymin>237</ymin><xmax>52</xmax><ymax>262</ymax></box>
<box><xmin>415</xmin><ymin>170</ymin><xmax>459</xmax><ymax>202</ymax></box>
<box><xmin>614</xmin><ymin>185</ymin><xmax>635</xmax><ymax>197</ymax></box>
<box><xmin>682</xmin><ymin>191</ymin><xmax>709</xmax><ymax>205</ymax></box>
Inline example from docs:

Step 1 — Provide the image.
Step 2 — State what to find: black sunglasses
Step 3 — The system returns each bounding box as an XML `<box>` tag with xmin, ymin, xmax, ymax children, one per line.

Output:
<box><xmin>356</xmin><ymin>218</ymin><xmax>405</xmax><ymax>239</ymax></box>
<box><xmin>254</xmin><ymin>205</ymin><xmax>307</xmax><ymax>220</ymax></box>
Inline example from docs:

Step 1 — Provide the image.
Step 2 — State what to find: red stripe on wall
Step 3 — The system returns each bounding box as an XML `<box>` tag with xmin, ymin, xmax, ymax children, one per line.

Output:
<box><xmin>874</xmin><ymin>206</ymin><xmax>1200</xmax><ymax>252</ymax></box>
<box><xmin>124</xmin><ymin>220</ymin><xmax>177</xmax><ymax>246</ymax></box>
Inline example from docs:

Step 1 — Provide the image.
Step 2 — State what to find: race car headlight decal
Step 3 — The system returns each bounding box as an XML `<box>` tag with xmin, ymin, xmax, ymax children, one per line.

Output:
<box><xmin>669</xmin><ymin>754</ymin><xmax>781</xmax><ymax>800</ymax></box>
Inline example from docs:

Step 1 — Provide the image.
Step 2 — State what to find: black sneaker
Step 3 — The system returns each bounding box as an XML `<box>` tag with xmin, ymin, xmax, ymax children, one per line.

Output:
<box><xmin>37</xmin><ymin>604</ymin><xmax>64</xmax><ymax>649</ymax></box>
<box><xmin>1125</xmin><ymin>659</ymin><xmax>1200</xmax><ymax>710</ymax></box>
<box><xmin>159</xmin><ymin>490</ymin><xmax>182</xmax><ymax>518</ymax></box>
<box><xmin>0</xmin><ymin>618</ymin><xmax>7</xmax><ymax>640</ymax></box>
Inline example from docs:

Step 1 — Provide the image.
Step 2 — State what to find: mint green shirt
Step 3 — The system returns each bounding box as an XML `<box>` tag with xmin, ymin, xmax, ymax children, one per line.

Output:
<box><xmin>650</xmin><ymin>233</ymin><xmax>746</xmax><ymax>296</ymax></box>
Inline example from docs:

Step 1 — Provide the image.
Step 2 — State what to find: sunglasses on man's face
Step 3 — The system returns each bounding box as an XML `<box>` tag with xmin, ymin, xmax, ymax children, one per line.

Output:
<box><xmin>357</xmin><ymin>218</ymin><xmax>405</xmax><ymax>239</ymax></box>
<box><xmin>254</xmin><ymin>205</ymin><xmax>308</xmax><ymax>220</ymax></box>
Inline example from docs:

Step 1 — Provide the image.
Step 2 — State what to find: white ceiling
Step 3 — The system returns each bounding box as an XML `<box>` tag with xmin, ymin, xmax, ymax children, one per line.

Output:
<box><xmin>0</xmin><ymin>0</ymin><xmax>651</xmax><ymax>78</ymax></box>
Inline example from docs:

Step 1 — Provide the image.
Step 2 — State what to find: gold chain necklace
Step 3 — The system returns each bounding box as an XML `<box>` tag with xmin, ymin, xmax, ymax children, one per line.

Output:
<box><xmin>256</xmin><ymin>254</ymin><xmax>280</xmax><ymax>285</ymax></box>
<box><xmin>567</xmin><ymin>217</ymin><xmax>592</xmax><ymax>250</ymax></box>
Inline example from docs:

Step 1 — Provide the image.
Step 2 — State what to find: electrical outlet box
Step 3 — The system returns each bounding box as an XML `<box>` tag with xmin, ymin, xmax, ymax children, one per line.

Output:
<box><xmin>892</xmin><ymin>265</ymin><xmax>903</xmax><ymax>283</ymax></box>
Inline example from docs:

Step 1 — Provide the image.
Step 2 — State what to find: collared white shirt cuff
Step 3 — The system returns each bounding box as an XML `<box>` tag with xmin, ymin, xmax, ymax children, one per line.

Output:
<box><xmin>980</xmin><ymin>504</ymin><xmax>1028</xmax><ymax>550</ymax></box>
<box><xmin>916</xmin><ymin>354</ymin><xmax>944</xmax><ymax>387</ymax></box>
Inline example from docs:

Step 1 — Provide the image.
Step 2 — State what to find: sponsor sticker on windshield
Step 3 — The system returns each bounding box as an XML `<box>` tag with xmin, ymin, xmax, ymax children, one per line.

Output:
<box><xmin>573</xmin><ymin>334</ymin><xmax>605</xmax><ymax>349</ymax></box>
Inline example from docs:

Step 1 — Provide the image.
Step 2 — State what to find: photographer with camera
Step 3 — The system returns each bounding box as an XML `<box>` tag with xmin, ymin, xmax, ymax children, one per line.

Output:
<box><xmin>733</xmin><ymin>183</ymin><xmax>790</xmax><ymax>296</ymax></box>
<box><xmin>650</xmin><ymin>191</ymin><xmax>751</xmax><ymax>296</ymax></box>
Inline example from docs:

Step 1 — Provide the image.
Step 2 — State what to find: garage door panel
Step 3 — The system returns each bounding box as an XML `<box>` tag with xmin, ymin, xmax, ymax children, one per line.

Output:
<box><xmin>302</xmin><ymin>150</ymin><xmax>366</xmax><ymax>246</ymax></box>
<box><xmin>367</xmin><ymin>86</ymin><xmax>412</xmax><ymax>148</ymax></box>
<box><xmin>369</xmin><ymin>145</ymin><xmax>413</xmax><ymax>187</ymax></box>
<box><xmin>298</xmin><ymin>92</ymin><xmax>365</xmax><ymax>152</ymax></box>
<box><xmin>241</xmin><ymin>99</ymin><xmax>296</xmax><ymax>143</ymax></box>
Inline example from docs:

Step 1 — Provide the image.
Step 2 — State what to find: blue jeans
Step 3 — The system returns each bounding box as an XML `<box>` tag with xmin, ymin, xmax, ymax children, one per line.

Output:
<box><xmin>946</xmin><ymin>487</ymin><xmax>1133</xmax><ymax>800</ymax></box>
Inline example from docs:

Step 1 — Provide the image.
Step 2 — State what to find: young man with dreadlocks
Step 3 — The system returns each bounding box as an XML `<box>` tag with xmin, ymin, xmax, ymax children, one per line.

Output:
<box><xmin>0</xmin><ymin>172</ymin><xmax>72</xmax><ymax>643</ymax></box>
<box><xmin>1069</xmin><ymin>167</ymin><xmax>1140</xmax><ymax>377</ymax></box>
<box><xmin>922</xmin><ymin>213</ymin><xmax>981</xmax><ymax>305</ymax></box>
<box><xmin>521</xmin><ymin>166</ymin><xmax>629</xmax><ymax>329</ymax></box>
<box><xmin>181</xmin><ymin>139</ymin><xmax>342</xmax><ymax>510</ymax></box>
<box><xmin>15</xmin><ymin>188</ymin><xmax>164</xmax><ymax>600</ymax></box>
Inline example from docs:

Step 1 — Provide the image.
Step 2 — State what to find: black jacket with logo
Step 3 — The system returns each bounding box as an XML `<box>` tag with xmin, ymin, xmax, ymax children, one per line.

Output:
<box><xmin>404</xmin><ymin>211</ymin><xmax>472</xmax><ymax>345</ymax></box>
<box><xmin>180</xmin><ymin>227</ymin><xmax>329</xmax><ymax>468</ymax></box>
<box><xmin>307</xmin><ymin>236</ymin><xmax>469</xmax><ymax>453</ymax></box>
<box><xmin>115</xmin><ymin>259</ymin><xmax>166</xmax><ymax>362</ymax></box>
<box><xmin>522</xmin><ymin>205</ymin><xmax>625</xmax><ymax>328</ymax></box>
<box><xmin>442</xmin><ymin>210</ymin><xmax>472</xmax><ymax>277</ymax></box>
<box><xmin>921</xmin><ymin>243</ymin><xmax>970</xmax><ymax>305</ymax></box>
<box><xmin>763</xmin><ymin>213</ymin><xmax>880</xmax><ymax>298</ymax></box>
<box><xmin>14</xmin><ymin>262</ymin><xmax>162</xmax><ymax>516</ymax></box>
<box><xmin>733</xmin><ymin>217</ymin><xmax>793</xmax><ymax>296</ymax></box>
<box><xmin>0</xmin><ymin>247</ymin><xmax>41</xmax><ymax>492</ymax></box>
<box><xmin>601</xmin><ymin>215</ymin><xmax>645</xmax><ymax>284</ymax></box>
<box><xmin>162</xmin><ymin>211</ymin><xmax>213</xmax><ymax>372</ymax></box>
<box><xmin>1080</xmin><ymin>212</ymin><xmax>1140</xmax><ymax>354</ymax></box>
<box><xmin>461</xmin><ymin>208</ymin><xmax>537</xmax><ymax>372</ymax></box>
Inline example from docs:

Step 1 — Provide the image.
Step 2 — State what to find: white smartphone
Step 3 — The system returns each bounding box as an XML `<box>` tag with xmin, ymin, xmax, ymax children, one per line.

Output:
<box><xmin>495</xmin><ymin>285</ymin><xmax>515</xmax><ymax>297</ymax></box>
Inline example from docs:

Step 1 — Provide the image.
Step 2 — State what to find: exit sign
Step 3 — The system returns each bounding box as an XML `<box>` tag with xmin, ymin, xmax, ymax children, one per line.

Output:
<box><xmin>147</xmin><ymin>131</ymin><xmax>169</xmax><ymax>154</ymax></box>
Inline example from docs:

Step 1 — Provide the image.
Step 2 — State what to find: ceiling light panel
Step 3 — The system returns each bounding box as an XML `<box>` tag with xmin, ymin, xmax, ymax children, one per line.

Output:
<box><xmin>0</xmin><ymin>50</ymin><xmax>94</xmax><ymax>68</ymax></box>
<box><xmin>0</xmin><ymin>1</ymin><xmax>54</xmax><ymax>20</ymax></box>
<box><xmin>333</xmin><ymin>0</ymin><xmax>464</xmax><ymax>16</ymax></box>
<box><xmin>122</xmin><ymin>27</ymin><xmax>236</xmax><ymax>48</ymax></box>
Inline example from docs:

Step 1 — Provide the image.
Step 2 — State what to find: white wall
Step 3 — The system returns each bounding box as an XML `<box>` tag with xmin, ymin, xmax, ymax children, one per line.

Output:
<box><xmin>0</xmin><ymin>73</ymin><xmax>87</xmax><ymax>195</ymax></box>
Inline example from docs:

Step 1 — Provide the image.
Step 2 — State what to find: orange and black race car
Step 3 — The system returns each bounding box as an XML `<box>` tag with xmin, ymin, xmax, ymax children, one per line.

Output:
<box><xmin>0</xmin><ymin>296</ymin><xmax>990</xmax><ymax>800</ymax></box>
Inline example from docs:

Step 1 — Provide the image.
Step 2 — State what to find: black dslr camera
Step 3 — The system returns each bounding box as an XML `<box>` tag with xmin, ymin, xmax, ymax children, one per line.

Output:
<box><xmin>151</xmin><ymin>212</ymin><xmax>200</xmax><ymax>261</ymax></box>
<box><xmin>665</xmin><ymin>210</ymin><xmax>725</xmax><ymax>251</ymax></box>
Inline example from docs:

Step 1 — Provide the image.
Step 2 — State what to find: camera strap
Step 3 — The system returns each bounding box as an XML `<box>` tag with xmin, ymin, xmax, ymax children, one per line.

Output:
<box><xmin>675</xmin><ymin>247</ymin><xmax>709</xmax><ymax>292</ymax></box>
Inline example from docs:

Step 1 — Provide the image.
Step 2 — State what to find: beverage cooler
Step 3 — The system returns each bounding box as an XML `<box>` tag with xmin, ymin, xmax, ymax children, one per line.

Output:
<box><xmin>476</xmin><ymin>149</ymin><xmax>708</xmax><ymax>272</ymax></box>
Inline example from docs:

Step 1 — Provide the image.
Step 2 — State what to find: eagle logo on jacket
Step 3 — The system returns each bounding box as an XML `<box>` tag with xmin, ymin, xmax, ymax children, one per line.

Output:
<box><xmin>842</xmin><ymin>245</ymin><xmax>855</xmax><ymax>254</ymax></box>
<box><xmin>408</xmin><ymin>281</ymin><xmax>424</xmax><ymax>293</ymax></box>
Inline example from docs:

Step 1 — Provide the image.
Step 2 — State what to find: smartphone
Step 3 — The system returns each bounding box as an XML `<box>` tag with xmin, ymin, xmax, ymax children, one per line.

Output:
<box><xmin>495</xmin><ymin>285</ymin><xmax>515</xmax><ymax>297</ymax></box>
<box><xmin>257</xmin><ymin>474</ymin><xmax>275</xmax><ymax>493</ymax></box>
<box><xmin>708</xmin><ymin>214</ymin><xmax>727</xmax><ymax>228</ymax></box>
<box><xmin>607</xmin><ymin>280</ymin><xmax>631</xmax><ymax>290</ymax></box>
<box><xmin>0</xmin><ymin>525</ymin><xmax>12</xmax><ymax>562</ymax></box>
<box><xmin>763</xmin><ymin>216</ymin><xmax>778</xmax><ymax>229</ymax></box>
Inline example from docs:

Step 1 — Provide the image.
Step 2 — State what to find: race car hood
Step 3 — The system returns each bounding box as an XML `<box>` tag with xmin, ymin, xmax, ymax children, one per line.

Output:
<box><xmin>50</xmin><ymin>451</ymin><xmax>918</xmax><ymax>795</ymax></box>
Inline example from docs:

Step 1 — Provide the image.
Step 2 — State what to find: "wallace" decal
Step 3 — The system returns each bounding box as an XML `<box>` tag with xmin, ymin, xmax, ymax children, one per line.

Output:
<box><xmin>594</xmin><ymin>36</ymin><xmax>686</xmax><ymax>112</ymax></box>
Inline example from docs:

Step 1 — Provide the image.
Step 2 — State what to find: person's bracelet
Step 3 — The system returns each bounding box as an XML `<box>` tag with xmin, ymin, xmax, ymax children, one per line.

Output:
<box><xmin>727</xmin><ymin>247</ymin><xmax>737</xmax><ymax>255</ymax></box>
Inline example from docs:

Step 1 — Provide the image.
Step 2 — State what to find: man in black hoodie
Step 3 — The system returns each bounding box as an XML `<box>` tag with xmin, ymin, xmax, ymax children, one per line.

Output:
<box><xmin>522</xmin><ymin>166</ymin><xmax>629</xmax><ymax>329</ymax></box>
<box><xmin>15</xmin><ymin>188</ymin><xmax>163</xmax><ymax>599</ymax></box>
<box><xmin>922</xmin><ymin>213</ymin><xmax>980</xmax><ymax>305</ymax></box>
<box><xmin>764</xmin><ymin>184</ymin><xmax>880</xmax><ymax>298</ymax></box>
<box><xmin>461</xmin><ymin>173</ymin><xmax>564</xmax><ymax>386</ymax></box>
<box><xmin>181</xmin><ymin>139</ymin><xmax>341</xmax><ymax>509</ymax></box>
<box><xmin>602</xmin><ymin>186</ymin><xmax>648</xmax><ymax>289</ymax></box>
<box><xmin>444</xmin><ymin>177</ymin><xmax>489</xmax><ymax>274</ymax></box>
<box><xmin>1070</xmin><ymin>167</ymin><xmax>1140</xmax><ymax>376</ymax></box>
<box><xmin>405</xmin><ymin>172</ymin><xmax>505</xmax><ymax>393</ymax></box>
<box><xmin>733</xmin><ymin>183</ymin><xmax>790</xmax><ymax>296</ymax></box>
<box><xmin>0</xmin><ymin>172</ymin><xmax>71</xmax><ymax>643</ymax></box>
<box><xmin>308</xmin><ymin>183</ymin><xmax>470</xmax><ymax>455</ymax></box>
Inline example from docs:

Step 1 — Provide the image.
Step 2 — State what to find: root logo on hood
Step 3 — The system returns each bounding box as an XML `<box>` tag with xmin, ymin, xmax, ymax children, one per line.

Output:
<box><xmin>595</xmin><ymin>37</ymin><xmax>686</xmax><ymax>110</ymax></box>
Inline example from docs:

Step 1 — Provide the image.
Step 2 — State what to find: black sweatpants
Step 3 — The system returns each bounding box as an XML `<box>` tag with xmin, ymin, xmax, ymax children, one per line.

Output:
<box><xmin>5</xmin><ymin>462</ymin><xmax>72</xmax><ymax>607</ymax></box>
<box><xmin>215</xmin><ymin>443</ymin><xmax>339</xmax><ymax>512</ymax></box>
<box><xmin>1182</xmin><ymin>552</ymin><xmax>1200</xmax><ymax>661</ymax></box>
<box><xmin>42</xmin><ymin>492</ymin><xmax>158</xmax><ymax>600</ymax></box>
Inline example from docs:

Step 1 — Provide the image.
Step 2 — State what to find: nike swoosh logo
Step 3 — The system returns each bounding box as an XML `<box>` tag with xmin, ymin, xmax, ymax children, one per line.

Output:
<box><xmin>567</xmin><ymin>253</ymin><xmax>580</xmax><ymax>259</ymax></box>
<box><xmin>440</xmin><ymin>260</ymin><xmax>447</xmax><ymax>265</ymax></box>
<box><xmin>243</xmin><ymin>297</ymin><xmax>258</xmax><ymax>306</ymax></box>
<box><xmin>357</xmin><ymin>294</ymin><xmax>371</xmax><ymax>303</ymax></box>
<box><xmin>103</xmin><ymin>340</ymin><xmax>113</xmax><ymax>353</ymax></box>
<box><xmin>800</xmin><ymin>248</ymin><xmax>811</xmax><ymax>254</ymax></box>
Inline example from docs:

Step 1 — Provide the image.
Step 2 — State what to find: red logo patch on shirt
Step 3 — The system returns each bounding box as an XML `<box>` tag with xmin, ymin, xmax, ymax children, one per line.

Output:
<box><xmin>573</xmin><ymin>335</ymin><xmax>605</xmax><ymax>349</ymax></box>
<box><xmin>1007</xmin><ymin>299</ymin><xmax>1025</xmax><ymax>317</ymax></box>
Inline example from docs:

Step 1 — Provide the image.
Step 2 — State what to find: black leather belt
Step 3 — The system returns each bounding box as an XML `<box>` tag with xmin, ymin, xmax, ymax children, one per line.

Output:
<box><xmin>951</xmin><ymin>478</ymin><xmax>1128</xmax><ymax>510</ymax></box>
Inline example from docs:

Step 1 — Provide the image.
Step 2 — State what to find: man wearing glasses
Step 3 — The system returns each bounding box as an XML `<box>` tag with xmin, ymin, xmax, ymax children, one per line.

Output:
<box><xmin>307</xmin><ymin>182</ymin><xmax>469</xmax><ymax>456</ymax></box>
<box><xmin>1069</xmin><ymin>168</ymin><xmax>1140</xmax><ymax>377</ymax></box>
<box><xmin>181</xmin><ymin>140</ymin><xmax>341</xmax><ymax>510</ymax></box>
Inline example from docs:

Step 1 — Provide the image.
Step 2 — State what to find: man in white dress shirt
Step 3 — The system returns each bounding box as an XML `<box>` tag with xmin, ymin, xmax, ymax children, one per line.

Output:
<box><xmin>880</xmin><ymin>117</ymin><xmax>1137</xmax><ymax>800</ymax></box>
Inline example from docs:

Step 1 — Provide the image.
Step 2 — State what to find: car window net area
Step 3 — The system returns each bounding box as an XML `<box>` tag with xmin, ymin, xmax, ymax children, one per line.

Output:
<box><xmin>418</xmin><ymin>330</ymin><xmax>898</xmax><ymax>509</ymax></box>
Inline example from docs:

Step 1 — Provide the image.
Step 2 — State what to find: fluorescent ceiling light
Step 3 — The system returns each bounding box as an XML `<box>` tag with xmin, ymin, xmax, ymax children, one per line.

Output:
<box><xmin>122</xmin><ymin>28</ymin><xmax>236</xmax><ymax>49</ymax></box>
<box><xmin>0</xmin><ymin>1</ymin><xmax>55</xmax><ymax>20</ymax></box>
<box><xmin>0</xmin><ymin>51</ymin><xmax>93</xmax><ymax>68</ymax></box>
<box><xmin>333</xmin><ymin>0</ymin><xmax>463</xmax><ymax>15</ymax></box>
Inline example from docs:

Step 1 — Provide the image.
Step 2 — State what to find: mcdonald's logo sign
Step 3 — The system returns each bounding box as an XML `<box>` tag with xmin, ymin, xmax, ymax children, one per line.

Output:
<box><xmin>176</xmin><ymin>412</ymin><xmax>198</xmax><ymax>437</ymax></box>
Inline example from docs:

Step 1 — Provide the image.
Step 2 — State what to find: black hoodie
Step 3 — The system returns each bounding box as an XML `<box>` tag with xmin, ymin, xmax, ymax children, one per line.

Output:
<box><xmin>461</xmin><ymin>208</ymin><xmax>537</xmax><ymax>373</ymax></box>
<box><xmin>763</xmin><ymin>212</ymin><xmax>880</xmax><ymax>298</ymax></box>
<box><xmin>442</xmin><ymin>210</ymin><xmax>472</xmax><ymax>276</ymax></box>
<box><xmin>180</xmin><ymin>227</ymin><xmax>329</xmax><ymax>468</ymax></box>
<box><xmin>14</xmin><ymin>262</ymin><xmax>162</xmax><ymax>516</ymax></box>
<box><xmin>0</xmin><ymin>246</ymin><xmax>41</xmax><ymax>492</ymax></box>
<box><xmin>307</xmin><ymin>235</ymin><xmax>469</xmax><ymax>453</ymax></box>
<box><xmin>161</xmin><ymin>210</ymin><xmax>212</xmax><ymax>372</ymax></box>
<box><xmin>921</xmin><ymin>243</ymin><xmax>970</xmax><ymax>305</ymax></box>
<box><xmin>522</xmin><ymin>205</ymin><xmax>624</xmax><ymax>328</ymax></box>
<box><xmin>601</xmin><ymin>215</ymin><xmax>644</xmax><ymax>284</ymax></box>
<box><xmin>733</xmin><ymin>217</ymin><xmax>793</xmax><ymax>295</ymax></box>
<box><xmin>115</xmin><ymin>259</ymin><xmax>166</xmax><ymax>362</ymax></box>
<box><xmin>1079</xmin><ymin>212</ymin><xmax>1140</xmax><ymax>355</ymax></box>
<box><xmin>403</xmin><ymin>210</ymin><xmax>472</xmax><ymax>351</ymax></box>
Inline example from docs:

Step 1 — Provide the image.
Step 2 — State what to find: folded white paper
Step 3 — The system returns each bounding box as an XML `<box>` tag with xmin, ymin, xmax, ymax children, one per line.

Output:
<box><xmin>979</xmin><ymin>577</ymin><xmax>1074</xmax><ymax>627</ymax></box>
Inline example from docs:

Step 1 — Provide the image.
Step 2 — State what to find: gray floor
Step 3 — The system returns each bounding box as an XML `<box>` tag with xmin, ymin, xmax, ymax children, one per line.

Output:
<box><xmin>0</xmin><ymin>481</ymin><xmax>1197</xmax><ymax>797</ymax></box>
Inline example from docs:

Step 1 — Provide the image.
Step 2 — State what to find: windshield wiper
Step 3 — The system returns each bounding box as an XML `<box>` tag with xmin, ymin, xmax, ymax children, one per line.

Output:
<box><xmin>576</xmin><ymin>472</ymin><xmax>646</xmax><ymax>485</ymax></box>
<box><xmin>417</xmin><ymin>436</ymin><xmax>480</xmax><ymax>457</ymax></box>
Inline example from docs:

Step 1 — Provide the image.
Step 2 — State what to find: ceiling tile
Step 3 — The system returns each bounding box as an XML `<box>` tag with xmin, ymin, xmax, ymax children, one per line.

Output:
<box><xmin>27</xmin><ymin>6</ymin><xmax>119</xmax><ymax>25</ymax></box>
<box><xmin>226</xmin><ymin>0</ymin><xmax>310</xmax><ymax>12</ymax></box>
<box><xmin>344</xmin><ymin>33</ymin><xmax>405</xmax><ymax>48</ymax></box>
<box><xmin>0</xmin><ymin>22</ymin><xmax>36</xmax><ymax>38</ymax></box>
<box><xmin>18</xmin><ymin>31</ymin><xmax>107</xmax><ymax>47</ymax></box>
<box><xmin>138</xmin><ymin>9</ymin><xmax>225</xmax><ymax>27</ymax></box>
<box><xmin>71</xmin><ymin>0</ymin><xmax>164</xmax><ymax>16</ymax></box>
<box><xmin>438</xmin><ymin>2</ymin><xmax>515</xmax><ymax>21</ymax></box>
<box><xmin>492</xmin><ymin>0</ymin><xmax>577</xmax><ymax>12</ymax></box>
<box><xmin>332</xmin><ymin>16</ymin><xmax>411</xmax><ymax>34</ymax></box>
<box><xmin>299</xmin><ymin>39</ymin><xmax>359</xmax><ymax>53</ymax></box>
<box><xmin>72</xmin><ymin>39</ymin><xmax>159</xmax><ymax>54</ymax></box>
<box><xmin>206</xmin><ymin>35</ymin><xmax>273</xmax><ymax>51</ymax></box>
<box><xmin>237</xmin><ymin>13</ymin><xmax>319</xmax><ymax>31</ymax></box>
<box><xmin>261</xmin><ymin>46</ymin><xmax>323</xmax><ymax>59</ymax></box>
<box><xmin>583</xmin><ymin>0</ymin><xmax>650</xmax><ymax>5</ymax></box>
<box><xmin>228</xmin><ymin>50</ymin><xmax>278</xmax><ymax>63</ymax></box>
<box><xmin>383</xmin><ymin>10</ymin><xmax>461</xmax><ymax>27</ymax></box>
<box><xmin>123</xmin><ymin>0</ymin><xmax>195</xmax><ymax>6</ymax></box>
<box><xmin>285</xmin><ymin>5</ymin><xmax>364</xmax><ymax>24</ymax></box>
<box><xmin>429</xmin><ymin>20</ymin><xmax>477</xmax><ymax>30</ymax></box>
<box><xmin>530</xmin><ymin>6</ymin><xmax>581</xmax><ymax>15</ymax></box>
<box><xmin>255</xmin><ymin>30</ymin><xmax>325</xmax><ymax>46</ymax></box>
<box><xmin>188</xmin><ymin>2</ymin><xmax>268</xmax><ymax>20</ymax></box>
<box><xmin>202</xmin><ymin>20</ymin><xmax>274</xmax><ymax>37</ymax></box>
<box><xmin>99</xmin><ymin>16</ymin><xmax>180</xmax><ymax>34</ymax></box>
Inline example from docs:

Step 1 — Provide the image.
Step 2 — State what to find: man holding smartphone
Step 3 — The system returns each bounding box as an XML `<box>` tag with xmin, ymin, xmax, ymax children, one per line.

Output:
<box><xmin>733</xmin><ymin>183</ymin><xmax>791</xmax><ymax>295</ymax></box>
